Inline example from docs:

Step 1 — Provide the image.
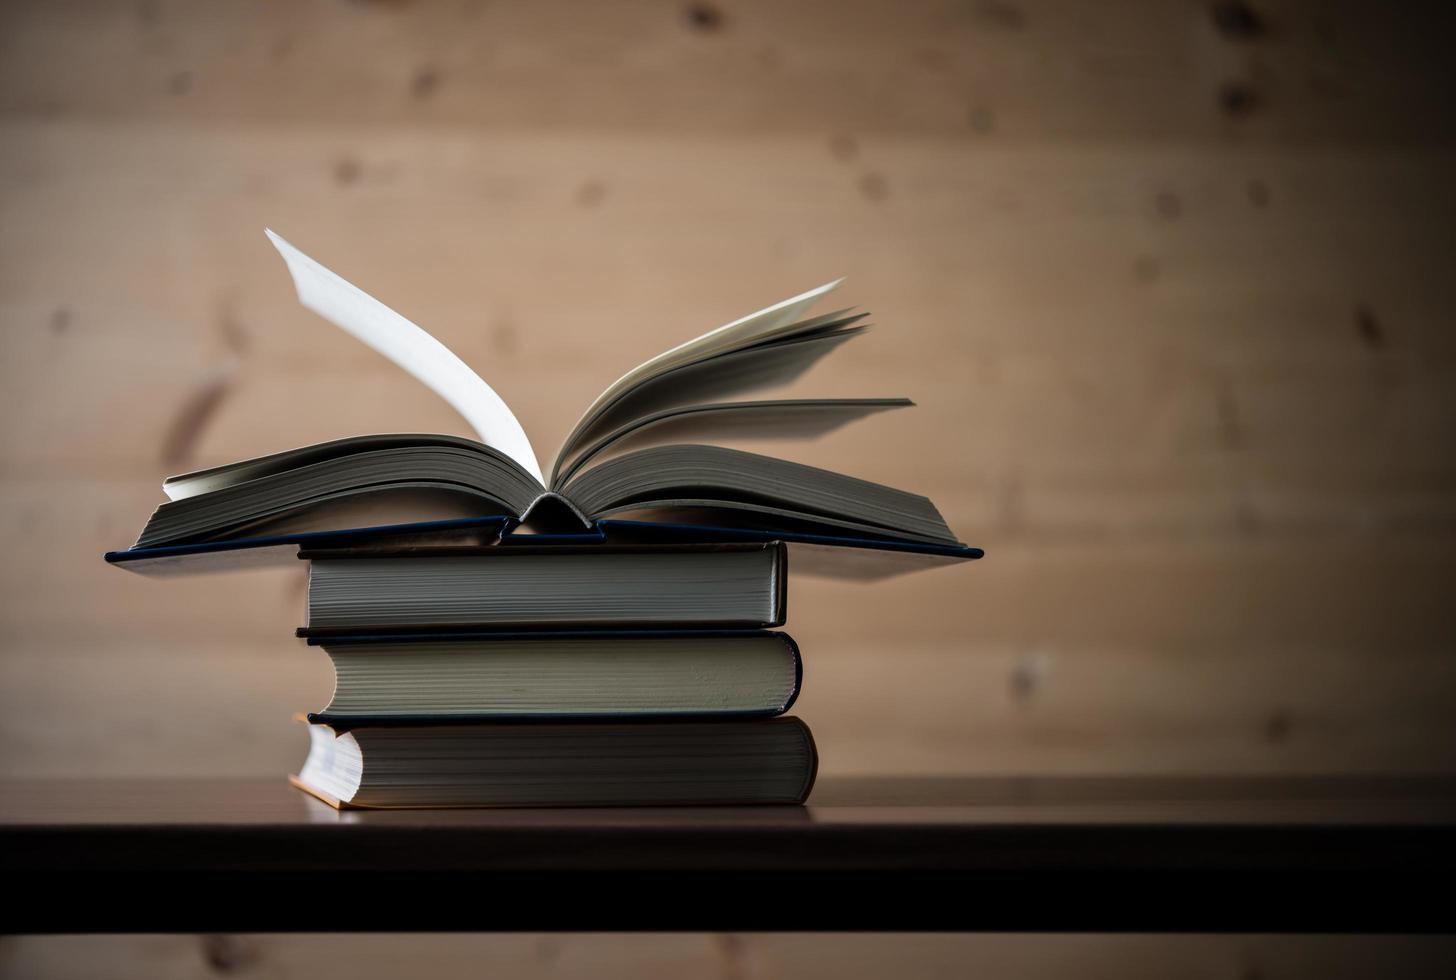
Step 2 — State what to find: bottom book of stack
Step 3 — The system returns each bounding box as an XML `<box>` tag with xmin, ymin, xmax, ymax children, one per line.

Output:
<box><xmin>292</xmin><ymin>717</ymin><xmax>818</xmax><ymax>809</ymax></box>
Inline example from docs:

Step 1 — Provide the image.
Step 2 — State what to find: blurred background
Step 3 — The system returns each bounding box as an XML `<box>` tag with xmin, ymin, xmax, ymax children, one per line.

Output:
<box><xmin>1</xmin><ymin>0</ymin><xmax>1454</xmax><ymax>975</ymax></box>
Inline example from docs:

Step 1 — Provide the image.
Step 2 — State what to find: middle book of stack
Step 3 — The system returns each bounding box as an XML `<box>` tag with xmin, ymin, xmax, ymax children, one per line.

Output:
<box><xmin>290</xmin><ymin>540</ymin><xmax>818</xmax><ymax>809</ymax></box>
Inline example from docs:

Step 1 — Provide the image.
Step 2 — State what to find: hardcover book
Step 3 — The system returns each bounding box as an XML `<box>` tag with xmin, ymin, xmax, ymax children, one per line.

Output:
<box><xmin>305</xmin><ymin>630</ymin><xmax>802</xmax><ymax>724</ymax></box>
<box><xmin>299</xmin><ymin>542</ymin><xmax>786</xmax><ymax>634</ymax></box>
<box><xmin>106</xmin><ymin>231</ymin><xmax>981</xmax><ymax>575</ymax></box>
<box><xmin>293</xmin><ymin>717</ymin><xmax>818</xmax><ymax>809</ymax></box>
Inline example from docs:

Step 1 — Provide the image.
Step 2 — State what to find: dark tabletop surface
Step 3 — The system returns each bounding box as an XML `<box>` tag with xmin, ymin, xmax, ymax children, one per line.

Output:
<box><xmin>4</xmin><ymin>775</ymin><xmax>1455</xmax><ymax>932</ymax></box>
<box><xmin>8</xmin><ymin>774</ymin><xmax>1456</xmax><ymax>825</ymax></box>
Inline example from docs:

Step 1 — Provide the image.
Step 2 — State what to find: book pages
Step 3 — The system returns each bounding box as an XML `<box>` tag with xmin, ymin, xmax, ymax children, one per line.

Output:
<box><xmin>264</xmin><ymin>230</ymin><xmax>544</xmax><ymax>485</ymax></box>
<box><xmin>555</xmin><ymin>279</ymin><xmax>843</xmax><ymax>471</ymax></box>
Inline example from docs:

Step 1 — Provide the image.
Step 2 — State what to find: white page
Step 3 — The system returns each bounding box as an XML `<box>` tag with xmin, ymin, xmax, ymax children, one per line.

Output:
<box><xmin>264</xmin><ymin>230</ymin><xmax>543</xmax><ymax>485</ymax></box>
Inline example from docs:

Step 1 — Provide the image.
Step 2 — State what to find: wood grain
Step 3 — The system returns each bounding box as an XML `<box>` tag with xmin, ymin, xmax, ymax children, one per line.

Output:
<box><xmin>2</xmin><ymin>0</ymin><xmax>1454</xmax><ymax>794</ymax></box>
<box><xmin>3</xmin><ymin>0</ymin><xmax>1453</xmax><ymax>143</ymax></box>
<box><xmin>2</xmin><ymin>934</ymin><xmax>1452</xmax><ymax>980</ymax></box>
<box><xmin>2</xmin><ymin>0</ymin><xmax>1454</xmax><ymax>968</ymax></box>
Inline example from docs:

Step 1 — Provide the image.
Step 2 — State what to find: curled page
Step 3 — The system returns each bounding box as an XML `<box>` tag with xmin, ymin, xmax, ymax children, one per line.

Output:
<box><xmin>264</xmin><ymin>230</ymin><xmax>544</xmax><ymax>485</ymax></box>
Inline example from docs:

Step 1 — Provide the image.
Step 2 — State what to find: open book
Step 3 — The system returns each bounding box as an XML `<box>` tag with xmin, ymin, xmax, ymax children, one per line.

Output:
<box><xmin>107</xmin><ymin>231</ymin><xmax>981</xmax><ymax>574</ymax></box>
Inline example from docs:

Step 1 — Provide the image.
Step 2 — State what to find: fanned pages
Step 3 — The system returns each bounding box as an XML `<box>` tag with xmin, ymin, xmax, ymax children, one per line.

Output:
<box><xmin>552</xmin><ymin>286</ymin><xmax>849</xmax><ymax>478</ymax></box>
<box><xmin>557</xmin><ymin>398</ymin><xmax>913</xmax><ymax>485</ymax></box>
<box><xmin>106</xmin><ymin>232</ymin><xmax>983</xmax><ymax>574</ymax></box>
<box><xmin>549</xmin><ymin>314</ymin><xmax>872</xmax><ymax>483</ymax></box>
<box><xmin>575</xmin><ymin>319</ymin><xmax>869</xmax><ymax>429</ymax></box>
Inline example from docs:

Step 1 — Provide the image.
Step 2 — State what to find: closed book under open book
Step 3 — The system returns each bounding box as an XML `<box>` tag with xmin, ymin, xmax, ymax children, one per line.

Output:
<box><xmin>300</xmin><ymin>542</ymin><xmax>786</xmax><ymax>634</ymax></box>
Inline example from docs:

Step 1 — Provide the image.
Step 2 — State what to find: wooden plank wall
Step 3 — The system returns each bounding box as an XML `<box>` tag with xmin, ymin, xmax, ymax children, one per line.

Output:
<box><xmin>2</xmin><ymin>0</ymin><xmax>1454</xmax><ymax>784</ymax></box>
<box><xmin>3</xmin><ymin>1</ymin><xmax>1456</xmax><ymax>975</ymax></box>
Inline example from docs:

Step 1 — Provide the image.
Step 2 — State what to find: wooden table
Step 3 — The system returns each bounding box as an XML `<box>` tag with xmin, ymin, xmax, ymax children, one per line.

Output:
<box><xmin>3</xmin><ymin>776</ymin><xmax>1454</xmax><ymax>933</ymax></box>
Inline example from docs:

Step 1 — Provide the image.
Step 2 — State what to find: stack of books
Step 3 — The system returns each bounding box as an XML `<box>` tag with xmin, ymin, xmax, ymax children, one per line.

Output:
<box><xmin>290</xmin><ymin>541</ymin><xmax>814</xmax><ymax>808</ymax></box>
<box><xmin>106</xmin><ymin>231</ymin><xmax>981</xmax><ymax>808</ymax></box>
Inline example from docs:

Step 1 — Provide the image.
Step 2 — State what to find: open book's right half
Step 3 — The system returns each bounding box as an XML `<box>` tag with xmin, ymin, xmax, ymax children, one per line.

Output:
<box><xmin>106</xmin><ymin>232</ymin><xmax>982</xmax><ymax>577</ymax></box>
